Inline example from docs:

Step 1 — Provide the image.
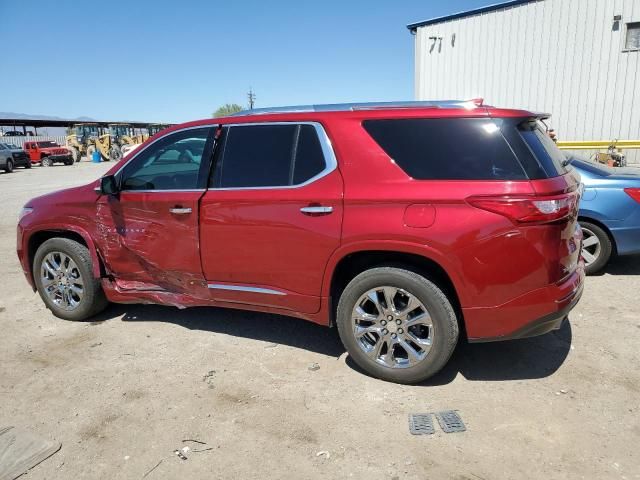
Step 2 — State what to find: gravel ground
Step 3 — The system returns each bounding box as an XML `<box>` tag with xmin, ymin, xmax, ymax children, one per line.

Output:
<box><xmin>1</xmin><ymin>162</ymin><xmax>639</xmax><ymax>480</ymax></box>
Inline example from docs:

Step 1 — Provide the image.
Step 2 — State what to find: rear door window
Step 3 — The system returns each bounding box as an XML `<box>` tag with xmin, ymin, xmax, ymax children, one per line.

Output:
<box><xmin>362</xmin><ymin>118</ymin><xmax>527</xmax><ymax>180</ymax></box>
<box><xmin>213</xmin><ymin>124</ymin><xmax>327</xmax><ymax>188</ymax></box>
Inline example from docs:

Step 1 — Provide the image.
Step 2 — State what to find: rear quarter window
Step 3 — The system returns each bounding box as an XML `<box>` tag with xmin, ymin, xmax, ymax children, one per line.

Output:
<box><xmin>362</xmin><ymin>118</ymin><xmax>527</xmax><ymax>180</ymax></box>
<box><xmin>517</xmin><ymin>121</ymin><xmax>568</xmax><ymax>178</ymax></box>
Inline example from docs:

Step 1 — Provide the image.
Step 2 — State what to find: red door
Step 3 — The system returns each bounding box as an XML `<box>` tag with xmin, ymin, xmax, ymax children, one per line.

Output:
<box><xmin>93</xmin><ymin>126</ymin><xmax>214</xmax><ymax>299</ymax></box>
<box><xmin>95</xmin><ymin>191</ymin><xmax>209</xmax><ymax>298</ymax></box>
<box><xmin>199</xmin><ymin>123</ymin><xmax>343</xmax><ymax>314</ymax></box>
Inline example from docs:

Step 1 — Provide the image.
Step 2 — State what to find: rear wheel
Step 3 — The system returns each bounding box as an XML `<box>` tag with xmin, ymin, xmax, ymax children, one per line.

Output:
<box><xmin>336</xmin><ymin>267</ymin><xmax>459</xmax><ymax>384</ymax></box>
<box><xmin>86</xmin><ymin>145</ymin><xmax>96</xmax><ymax>161</ymax></box>
<box><xmin>109</xmin><ymin>146</ymin><xmax>122</xmax><ymax>161</ymax></box>
<box><xmin>41</xmin><ymin>156</ymin><xmax>52</xmax><ymax>167</ymax></box>
<box><xmin>4</xmin><ymin>159</ymin><xmax>13</xmax><ymax>173</ymax></box>
<box><xmin>25</xmin><ymin>160</ymin><xmax>32</xmax><ymax>169</ymax></box>
<box><xmin>33</xmin><ymin>238</ymin><xmax>108</xmax><ymax>321</ymax></box>
<box><xmin>580</xmin><ymin>221</ymin><xmax>612</xmax><ymax>275</ymax></box>
<box><xmin>70</xmin><ymin>147</ymin><xmax>81</xmax><ymax>163</ymax></box>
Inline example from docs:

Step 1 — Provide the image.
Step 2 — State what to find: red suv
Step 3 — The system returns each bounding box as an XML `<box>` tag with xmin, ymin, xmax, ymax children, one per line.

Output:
<box><xmin>23</xmin><ymin>141</ymin><xmax>74</xmax><ymax>166</ymax></box>
<box><xmin>17</xmin><ymin>101</ymin><xmax>584</xmax><ymax>383</ymax></box>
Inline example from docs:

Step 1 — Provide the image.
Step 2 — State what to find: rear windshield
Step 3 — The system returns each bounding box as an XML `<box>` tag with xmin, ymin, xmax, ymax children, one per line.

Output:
<box><xmin>362</xmin><ymin>118</ymin><xmax>527</xmax><ymax>180</ymax></box>
<box><xmin>517</xmin><ymin>120</ymin><xmax>567</xmax><ymax>177</ymax></box>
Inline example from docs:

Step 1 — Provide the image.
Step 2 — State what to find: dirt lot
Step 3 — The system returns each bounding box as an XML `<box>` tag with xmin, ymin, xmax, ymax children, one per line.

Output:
<box><xmin>1</xmin><ymin>162</ymin><xmax>639</xmax><ymax>480</ymax></box>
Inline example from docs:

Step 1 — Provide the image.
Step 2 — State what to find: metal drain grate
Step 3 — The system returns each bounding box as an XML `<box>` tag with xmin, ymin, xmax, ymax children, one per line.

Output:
<box><xmin>408</xmin><ymin>414</ymin><xmax>435</xmax><ymax>435</ymax></box>
<box><xmin>435</xmin><ymin>410</ymin><xmax>466</xmax><ymax>433</ymax></box>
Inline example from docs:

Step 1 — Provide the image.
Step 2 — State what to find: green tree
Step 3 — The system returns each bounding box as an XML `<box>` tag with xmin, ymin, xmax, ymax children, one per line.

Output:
<box><xmin>213</xmin><ymin>103</ymin><xmax>244</xmax><ymax>117</ymax></box>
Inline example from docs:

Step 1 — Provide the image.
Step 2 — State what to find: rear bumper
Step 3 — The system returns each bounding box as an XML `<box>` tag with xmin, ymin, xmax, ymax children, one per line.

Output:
<box><xmin>465</xmin><ymin>263</ymin><xmax>585</xmax><ymax>342</ymax></box>
<box><xmin>47</xmin><ymin>154</ymin><xmax>72</xmax><ymax>162</ymax></box>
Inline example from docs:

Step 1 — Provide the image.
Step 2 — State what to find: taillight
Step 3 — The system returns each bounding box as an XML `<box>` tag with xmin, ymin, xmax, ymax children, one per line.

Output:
<box><xmin>467</xmin><ymin>191</ymin><xmax>579</xmax><ymax>224</ymax></box>
<box><xmin>624</xmin><ymin>188</ymin><xmax>640</xmax><ymax>203</ymax></box>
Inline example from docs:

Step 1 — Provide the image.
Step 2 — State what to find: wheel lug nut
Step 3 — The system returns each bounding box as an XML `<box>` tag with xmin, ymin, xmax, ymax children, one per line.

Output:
<box><xmin>396</xmin><ymin>319</ymin><xmax>402</xmax><ymax>325</ymax></box>
<box><xmin>391</xmin><ymin>333</ymin><xmax>397</xmax><ymax>339</ymax></box>
<box><xmin>381</xmin><ymin>320</ymin><xmax>387</xmax><ymax>326</ymax></box>
<box><xmin>398</xmin><ymin>328</ymin><xmax>403</xmax><ymax>334</ymax></box>
<box><xmin>387</xmin><ymin>315</ymin><xmax>393</xmax><ymax>321</ymax></box>
<box><xmin>382</xmin><ymin>329</ymin><xmax>388</xmax><ymax>335</ymax></box>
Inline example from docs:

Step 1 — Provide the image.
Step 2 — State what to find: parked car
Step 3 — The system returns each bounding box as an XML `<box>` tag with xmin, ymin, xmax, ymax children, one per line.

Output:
<box><xmin>23</xmin><ymin>141</ymin><xmax>73</xmax><ymax>166</ymax></box>
<box><xmin>2</xmin><ymin>131</ymin><xmax>25</xmax><ymax>136</ymax></box>
<box><xmin>17</xmin><ymin>101</ymin><xmax>584</xmax><ymax>384</ymax></box>
<box><xmin>568</xmin><ymin>157</ymin><xmax>640</xmax><ymax>274</ymax></box>
<box><xmin>0</xmin><ymin>142</ymin><xmax>31</xmax><ymax>172</ymax></box>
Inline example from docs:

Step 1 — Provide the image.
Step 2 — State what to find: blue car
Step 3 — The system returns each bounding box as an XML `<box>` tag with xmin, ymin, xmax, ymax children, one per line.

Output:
<box><xmin>568</xmin><ymin>158</ymin><xmax>640</xmax><ymax>274</ymax></box>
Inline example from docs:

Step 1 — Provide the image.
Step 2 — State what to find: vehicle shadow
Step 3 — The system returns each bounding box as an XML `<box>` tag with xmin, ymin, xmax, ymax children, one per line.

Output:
<box><xmin>98</xmin><ymin>303</ymin><xmax>345</xmax><ymax>357</ymax></box>
<box><xmin>96</xmin><ymin>304</ymin><xmax>572</xmax><ymax>385</ymax></box>
<box><xmin>602</xmin><ymin>254</ymin><xmax>640</xmax><ymax>275</ymax></box>
<box><xmin>347</xmin><ymin>319</ymin><xmax>573</xmax><ymax>386</ymax></box>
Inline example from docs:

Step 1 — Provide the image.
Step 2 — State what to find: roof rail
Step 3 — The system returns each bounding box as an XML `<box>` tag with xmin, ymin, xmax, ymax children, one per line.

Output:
<box><xmin>230</xmin><ymin>99</ymin><xmax>485</xmax><ymax>117</ymax></box>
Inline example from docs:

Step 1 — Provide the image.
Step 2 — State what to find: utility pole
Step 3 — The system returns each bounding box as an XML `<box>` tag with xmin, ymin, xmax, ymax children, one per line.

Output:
<box><xmin>248</xmin><ymin>88</ymin><xmax>256</xmax><ymax>110</ymax></box>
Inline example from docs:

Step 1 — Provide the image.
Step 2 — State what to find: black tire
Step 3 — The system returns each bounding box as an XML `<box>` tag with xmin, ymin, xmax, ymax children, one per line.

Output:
<box><xmin>4</xmin><ymin>159</ymin><xmax>13</xmax><ymax>173</ymax></box>
<box><xmin>70</xmin><ymin>147</ymin><xmax>80</xmax><ymax>163</ymax></box>
<box><xmin>580</xmin><ymin>221</ymin><xmax>613</xmax><ymax>275</ymax></box>
<box><xmin>336</xmin><ymin>267</ymin><xmax>459</xmax><ymax>384</ymax></box>
<box><xmin>25</xmin><ymin>161</ymin><xmax>32</xmax><ymax>169</ymax></box>
<box><xmin>64</xmin><ymin>158</ymin><xmax>73</xmax><ymax>166</ymax></box>
<box><xmin>33</xmin><ymin>238</ymin><xmax>108</xmax><ymax>321</ymax></box>
<box><xmin>41</xmin><ymin>157</ymin><xmax>52</xmax><ymax>167</ymax></box>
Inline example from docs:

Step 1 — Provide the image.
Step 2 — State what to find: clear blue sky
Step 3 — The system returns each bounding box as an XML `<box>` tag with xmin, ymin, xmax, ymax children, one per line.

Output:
<box><xmin>0</xmin><ymin>0</ymin><xmax>490</xmax><ymax>123</ymax></box>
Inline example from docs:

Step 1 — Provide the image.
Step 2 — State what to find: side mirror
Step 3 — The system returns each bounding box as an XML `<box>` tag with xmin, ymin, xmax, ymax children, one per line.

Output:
<box><xmin>98</xmin><ymin>175</ymin><xmax>119</xmax><ymax>195</ymax></box>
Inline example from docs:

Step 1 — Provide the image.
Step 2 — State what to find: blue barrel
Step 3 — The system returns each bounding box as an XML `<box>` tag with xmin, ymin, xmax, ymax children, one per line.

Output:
<box><xmin>92</xmin><ymin>149</ymin><xmax>101</xmax><ymax>163</ymax></box>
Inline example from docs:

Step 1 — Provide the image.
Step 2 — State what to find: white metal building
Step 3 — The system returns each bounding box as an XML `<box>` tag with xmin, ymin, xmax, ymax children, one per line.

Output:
<box><xmin>408</xmin><ymin>0</ymin><xmax>640</xmax><ymax>163</ymax></box>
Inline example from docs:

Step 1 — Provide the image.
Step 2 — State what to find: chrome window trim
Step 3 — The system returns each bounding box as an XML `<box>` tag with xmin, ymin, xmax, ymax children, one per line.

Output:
<box><xmin>111</xmin><ymin>124</ymin><xmax>218</xmax><ymax>180</ymax></box>
<box><xmin>211</xmin><ymin>121</ymin><xmax>338</xmax><ymax>191</ymax></box>
<box><xmin>119</xmin><ymin>189</ymin><xmax>206</xmax><ymax>193</ymax></box>
<box><xmin>207</xmin><ymin>283</ymin><xmax>286</xmax><ymax>296</ymax></box>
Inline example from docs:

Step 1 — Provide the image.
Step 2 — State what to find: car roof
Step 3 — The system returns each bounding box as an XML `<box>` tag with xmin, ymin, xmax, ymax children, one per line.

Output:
<box><xmin>165</xmin><ymin>100</ymin><xmax>539</xmax><ymax>134</ymax></box>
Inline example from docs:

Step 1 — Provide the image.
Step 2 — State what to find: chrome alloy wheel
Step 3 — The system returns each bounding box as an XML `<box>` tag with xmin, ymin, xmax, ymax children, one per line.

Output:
<box><xmin>581</xmin><ymin>227</ymin><xmax>602</xmax><ymax>267</ymax></box>
<box><xmin>352</xmin><ymin>286</ymin><xmax>433</xmax><ymax>368</ymax></box>
<box><xmin>40</xmin><ymin>251</ymin><xmax>84</xmax><ymax>311</ymax></box>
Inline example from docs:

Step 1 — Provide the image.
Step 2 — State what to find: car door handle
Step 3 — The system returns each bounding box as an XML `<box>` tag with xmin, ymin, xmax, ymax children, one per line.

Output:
<box><xmin>169</xmin><ymin>207</ymin><xmax>192</xmax><ymax>214</ymax></box>
<box><xmin>300</xmin><ymin>206</ymin><xmax>333</xmax><ymax>215</ymax></box>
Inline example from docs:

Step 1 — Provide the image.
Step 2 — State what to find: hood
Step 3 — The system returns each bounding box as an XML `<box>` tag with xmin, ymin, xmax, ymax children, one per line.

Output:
<box><xmin>41</xmin><ymin>146</ymin><xmax>69</xmax><ymax>153</ymax></box>
<box><xmin>25</xmin><ymin>183</ymin><xmax>98</xmax><ymax>209</ymax></box>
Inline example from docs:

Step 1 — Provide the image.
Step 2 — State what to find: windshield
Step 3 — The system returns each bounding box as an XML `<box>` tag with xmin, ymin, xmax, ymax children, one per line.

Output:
<box><xmin>37</xmin><ymin>141</ymin><xmax>60</xmax><ymax>148</ymax></box>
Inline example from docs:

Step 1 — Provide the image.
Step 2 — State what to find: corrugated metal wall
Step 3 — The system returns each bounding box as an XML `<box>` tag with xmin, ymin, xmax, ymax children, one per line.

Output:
<box><xmin>414</xmin><ymin>0</ymin><xmax>640</xmax><ymax>163</ymax></box>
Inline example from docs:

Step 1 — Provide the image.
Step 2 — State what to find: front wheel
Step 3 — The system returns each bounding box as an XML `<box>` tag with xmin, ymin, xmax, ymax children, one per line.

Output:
<box><xmin>4</xmin><ymin>159</ymin><xmax>13</xmax><ymax>173</ymax></box>
<box><xmin>336</xmin><ymin>267</ymin><xmax>459</xmax><ymax>384</ymax></box>
<box><xmin>580</xmin><ymin>221</ymin><xmax>613</xmax><ymax>275</ymax></box>
<box><xmin>33</xmin><ymin>238</ymin><xmax>108</xmax><ymax>321</ymax></box>
<box><xmin>41</xmin><ymin>157</ymin><xmax>52</xmax><ymax>167</ymax></box>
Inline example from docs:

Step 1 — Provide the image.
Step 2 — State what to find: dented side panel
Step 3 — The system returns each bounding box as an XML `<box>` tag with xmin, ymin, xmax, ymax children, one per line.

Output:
<box><xmin>94</xmin><ymin>191</ymin><xmax>209</xmax><ymax>299</ymax></box>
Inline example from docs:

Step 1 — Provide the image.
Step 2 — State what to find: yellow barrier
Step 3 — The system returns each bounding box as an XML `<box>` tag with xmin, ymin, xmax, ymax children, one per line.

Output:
<box><xmin>557</xmin><ymin>140</ymin><xmax>640</xmax><ymax>150</ymax></box>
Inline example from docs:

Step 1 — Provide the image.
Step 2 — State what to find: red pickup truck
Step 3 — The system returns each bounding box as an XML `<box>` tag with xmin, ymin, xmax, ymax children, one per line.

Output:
<box><xmin>23</xmin><ymin>141</ymin><xmax>74</xmax><ymax>166</ymax></box>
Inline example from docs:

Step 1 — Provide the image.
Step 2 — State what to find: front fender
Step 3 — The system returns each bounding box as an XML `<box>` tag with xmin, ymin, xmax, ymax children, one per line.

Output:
<box><xmin>22</xmin><ymin>223</ymin><xmax>102</xmax><ymax>283</ymax></box>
